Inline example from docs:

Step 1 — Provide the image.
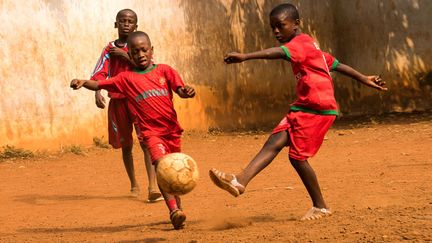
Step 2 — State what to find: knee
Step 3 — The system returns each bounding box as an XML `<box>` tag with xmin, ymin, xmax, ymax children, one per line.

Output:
<box><xmin>289</xmin><ymin>157</ymin><xmax>301</xmax><ymax>167</ymax></box>
<box><xmin>263</xmin><ymin>139</ymin><xmax>285</xmax><ymax>152</ymax></box>
<box><xmin>122</xmin><ymin>145</ymin><xmax>133</xmax><ymax>154</ymax></box>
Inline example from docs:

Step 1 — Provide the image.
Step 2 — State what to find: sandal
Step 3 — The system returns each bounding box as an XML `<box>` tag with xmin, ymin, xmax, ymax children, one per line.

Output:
<box><xmin>147</xmin><ymin>191</ymin><xmax>164</xmax><ymax>203</ymax></box>
<box><xmin>209</xmin><ymin>168</ymin><xmax>245</xmax><ymax>197</ymax></box>
<box><xmin>170</xmin><ymin>209</ymin><xmax>186</xmax><ymax>230</ymax></box>
<box><xmin>301</xmin><ymin>207</ymin><xmax>332</xmax><ymax>221</ymax></box>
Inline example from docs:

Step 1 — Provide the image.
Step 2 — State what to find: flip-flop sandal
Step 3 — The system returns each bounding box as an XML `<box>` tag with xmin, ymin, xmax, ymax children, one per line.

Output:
<box><xmin>301</xmin><ymin>207</ymin><xmax>332</xmax><ymax>221</ymax></box>
<box><xmin>170</xmin><ymin>209</ymin><xmax>186</xmax><ymax>230</ymax></box>
<box><xmin>209</xmin><ymin>168</ymin><xmax>245</xmax><ymax>197</ymax></box>
<box><xmin>147</xmin><ymin>192</ymin><xmax>164</xmax><ymax>203</ymax></box>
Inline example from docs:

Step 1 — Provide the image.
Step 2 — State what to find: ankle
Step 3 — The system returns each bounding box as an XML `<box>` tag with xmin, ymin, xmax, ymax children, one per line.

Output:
<box><xmin>235</xmin><ymin>174</ymin><xmax>247</xmax><ymax>187</ymax></box>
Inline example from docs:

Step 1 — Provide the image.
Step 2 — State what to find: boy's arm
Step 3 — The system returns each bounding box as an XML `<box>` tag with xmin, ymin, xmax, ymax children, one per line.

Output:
<box><xmin>224</xmin><ymin>47</ymin><xmax>286</xmax><ymax>64</ymax></box>
<box><xmin>91</xmin><ymin>47</ymin><xmax>111</xmax><ymax>109</ymax></box>
<box><xmin>334</xmin><ymin>63</ymin><xmax>387</xmax><ymax>91</ymax></box>
<box><xmin>70</xmin><ymin>79</ymin><xmax>100</xmax><ymax>91</ymax></box>
<box><xmin>109</xmin><ymin>47</ymin><xmax>136</xmax><ymax>66</ymax></box>
<box><xmin>70</xmin><ymin>77</ymin><xmax>123</xmax><ymax>93</ymax></box>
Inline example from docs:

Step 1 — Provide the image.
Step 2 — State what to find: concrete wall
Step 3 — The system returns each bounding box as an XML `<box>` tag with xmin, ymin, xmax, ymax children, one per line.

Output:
<box><xmin>0</xmin><ymin>0</ymin><xmax>430</xmax><ymax>149</ymax></box>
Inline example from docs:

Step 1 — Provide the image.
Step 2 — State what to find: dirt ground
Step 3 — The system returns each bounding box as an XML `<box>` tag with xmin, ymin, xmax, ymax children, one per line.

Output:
<box><xmin>1</xmin><ymin>112</ymin><xmax>432</xmax><ymax>242</ymax></box>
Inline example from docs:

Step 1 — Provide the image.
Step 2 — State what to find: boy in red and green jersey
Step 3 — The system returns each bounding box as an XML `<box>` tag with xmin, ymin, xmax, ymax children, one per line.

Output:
<box><xmin>209</xmin><ymin>3</ymin><xmax>387</xmax><ymax>221</ymax></box>
<box><xmin>71</xmin><ymin>31</ymin><xmax>195</xmax><ymax>230</ymax></box>
<box><xmin>90</xmin><ymin>9</ymin><xmax>162</xmax><ymax>202</ymax></box>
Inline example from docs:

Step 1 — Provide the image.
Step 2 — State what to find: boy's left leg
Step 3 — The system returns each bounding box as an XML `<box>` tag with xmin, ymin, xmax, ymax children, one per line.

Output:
<box><xmin>289</xmin><ymin>158</ymin><xmax>331</xmax><ymax>220</ymax></box>
<box><xmin>153</xmin><ymin>158</ymin><xmax>186</xmax><ymax>230</ymax></box>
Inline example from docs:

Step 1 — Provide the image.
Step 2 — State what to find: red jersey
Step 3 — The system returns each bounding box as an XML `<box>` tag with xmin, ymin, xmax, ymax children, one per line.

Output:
<box><xmin>90</xmin><ymin>41</ymin><xmax>132</xmax><ymax>99</ymax></box>
<box><xmin>98</xmin><ymin>64</ymin><xmax>185</xmax><ymax>137</ymax></box>
<box><xmin>280</xmin><ymin>34</ymin><xmax>340</xmax><ymax>115</ymax></box>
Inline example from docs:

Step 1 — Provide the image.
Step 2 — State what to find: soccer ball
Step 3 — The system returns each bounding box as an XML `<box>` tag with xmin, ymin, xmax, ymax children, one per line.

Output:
<box><xmin>156</xmin><ymin>153</ymin><xmax>199</xmax><ymax>195</ymax></box>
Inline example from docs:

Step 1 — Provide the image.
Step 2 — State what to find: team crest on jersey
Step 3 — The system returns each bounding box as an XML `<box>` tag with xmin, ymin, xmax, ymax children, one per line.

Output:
<box><xmin>159</xmin><ymin>77</ymin><xmax>166</xmax><ymax>85</ymax></box>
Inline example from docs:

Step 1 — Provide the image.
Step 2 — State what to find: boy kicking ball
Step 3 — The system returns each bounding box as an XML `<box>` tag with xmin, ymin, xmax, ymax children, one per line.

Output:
<box><xmin>209</xmin><ymin>3</ymin><xmax>387</xmax><ymax>221</ymax></box>
<box><xmin>71</xmin><ymin>31</ymin><xmax>195</xmax><ymax>229</ymax></box>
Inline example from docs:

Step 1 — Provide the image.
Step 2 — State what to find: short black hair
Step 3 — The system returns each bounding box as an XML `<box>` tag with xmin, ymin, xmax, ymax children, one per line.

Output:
<box><xmin>127</xmin><ymin>31</ymin><xmax>151</xmax><ymax>46</ymax></box>
<box><xmin>116</xmin><ymin>9</ymin><xmax>138</xmax><ymax>22</ymax></box>
<box><xmin>270</xmin><ymin>3</ymin><xmax>299</xmax><ymax>20</ymax></box>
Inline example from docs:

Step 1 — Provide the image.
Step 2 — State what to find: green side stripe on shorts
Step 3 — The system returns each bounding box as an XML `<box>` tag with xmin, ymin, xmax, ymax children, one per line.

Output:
<box><xmin>134</xmin><ymin>64</ymin><xmax>158</xmax><ymax>74</ymax></box>
<box><xmin>331</xmin><ymin>59</ymin><xmax>340</xmax><ymax>71</ymax></box>
<box><xmin>290</xmin><ymin>106</ymin><xmax>339</xmax><ymax>116</ymax></box>
<box><xmin>280</xmin><ymin>46</ymin><xmax>291</xmax><ymax>60</ymax></box>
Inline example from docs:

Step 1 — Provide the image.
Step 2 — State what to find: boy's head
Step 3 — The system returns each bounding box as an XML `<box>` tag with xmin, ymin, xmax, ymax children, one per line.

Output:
<box><xmin>269</xmin><ymin>3</ymin><xmax>300</xmax><ymax>43</ymax></box>
<box><xmin>115</xmin><ymin>9</ymin><xmax>138</xmax><ymax>38</ymax></box>
<box><xmin>127</xmin><ymin>31</ymin><xmax>153</xmax><ymax>70</ymax></box>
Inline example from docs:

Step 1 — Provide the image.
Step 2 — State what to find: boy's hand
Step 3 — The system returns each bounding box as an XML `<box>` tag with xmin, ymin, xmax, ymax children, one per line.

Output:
<box><xmin>182</xmin><ymin>85</ymin><xmax>196</xmax><ymax>98</ymax></box>
<box><xmin>224</xmin><ymin>52</ymin><xmax>246</xmax><ymax>64</ymax></box>
<box><xmin>109</xmin><ymin>47</ymin><xmax>129</xmax><ymax>59</ymax></box>
<box><xmin>70</xmin><ymin>79</ymin><xmax>85</xmax><ymax>90</ymax></box>
<box><xmin>177</xmin><ymin>85</ymin><xmax>195</xmax><ymax>98</ymax></box>
<box><xmin>95</xmin><ymin>91</ymin><xmax>106</xmax><ymax>109</ymax></box>
<box><xmin>363</xmin><ymin>75</ymin><xmax>388</xmax><ymax>91</ymax></box>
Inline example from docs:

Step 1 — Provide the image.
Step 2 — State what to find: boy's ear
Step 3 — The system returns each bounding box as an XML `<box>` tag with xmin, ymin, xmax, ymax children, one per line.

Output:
<box><xmin>134</xmin><ymin>25</ymin><xmax>138</xmax><ymax>31</ymax></box>
<box><xmin>114</xmin><ymin>22</ymin><xmax>118</xmax><ymax>29</ymax></box>
<box><xmin>295</xmin><ymin>18</ymin><xmax>300</xmax><ymax>26</ymax></box>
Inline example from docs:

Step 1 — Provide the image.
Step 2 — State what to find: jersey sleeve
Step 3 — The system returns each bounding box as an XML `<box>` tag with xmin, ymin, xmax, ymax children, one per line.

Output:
<box><xmin>90</xmin><ymin>45</ymin><xmax>110</xmax><ymax>80</ymax></box>
<box><xmin>164</xmin><ymin>65</ymin><xmax>185</xmax><ymax>92</ymax></box>
<box><xmin>97</xmin><ymin>72</ymin><xmax>127</xmax><ymax>94</ymax></box>
<box><xmin>322</xmin><ymin>52</ymin><xmax>340</xmax><ymax>72</ymax></box>
<box><xmin>280</xmin><ymin>41</ymin><xmax>305</xmax><ymax>63</ymax></box>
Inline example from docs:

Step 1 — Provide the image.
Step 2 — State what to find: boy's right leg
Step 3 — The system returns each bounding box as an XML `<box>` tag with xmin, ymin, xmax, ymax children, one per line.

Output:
<box><xmin>121</xmin><ymin>145</ymin><xmax>139</xmax><ymax>193</ymax></box>
<box><xmin>139</xmin><ymin>143</ymin><xmax>163</xmax><ymax>203</ymax></box>
<box><xmin>209</xmin><ymin>131</ymin><xmax>288</xmax><ymax>196</ymax></box>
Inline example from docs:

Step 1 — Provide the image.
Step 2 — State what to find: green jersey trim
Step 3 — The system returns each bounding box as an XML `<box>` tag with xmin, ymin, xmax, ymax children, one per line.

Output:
<box><xmin>134</xmin><ymin>64</ymin><xmax>158</xmax><ymax>74</ymax></box>
<box><xmin>280</xmin><ymin>46</ymin><xmax>291</xmax><ymax>60</ymax></box>
<box><xmin>331</xmin><ymin>59</ymin><xmax>340</xmax><ymax>71</ymax></box>
<box><xmin>290</xmin><ymin>106</ymin><xmax>339</xmax><ymax>116</ymax></box>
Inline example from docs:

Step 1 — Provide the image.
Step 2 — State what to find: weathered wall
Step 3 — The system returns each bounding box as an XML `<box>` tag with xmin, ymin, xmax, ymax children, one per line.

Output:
<box><xmin>331</xmin><ymin>0</ymin><xmax>432</xmax><ymax>115</ymax></box>
<box><xmin>0</xmin><ymin>0</ymin><xmax>430</xmax><ymax>149</ymax></box>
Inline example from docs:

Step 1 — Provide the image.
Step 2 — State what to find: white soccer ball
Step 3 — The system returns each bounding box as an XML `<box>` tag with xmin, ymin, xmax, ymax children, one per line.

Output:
<box><xmin>156</xmin><ymin>153</ymin><xmax>199</xmax><ymax>195</ymax></box>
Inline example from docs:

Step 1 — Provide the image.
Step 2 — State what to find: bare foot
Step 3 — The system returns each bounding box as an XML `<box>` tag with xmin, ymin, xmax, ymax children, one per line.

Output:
<box><xmin>130</xmin><ymin>186</ymin><xmax>140</xmax><ymax>197</ymax></box>
<box><xmin>209</xmin><ymin>168</ymin><xmax>245</xmax><ymax>197</ymax></box>
<box><xmin>301</xmin><ymin>207</ymin><xmax>332</xmax><ymax>221</ymax></box>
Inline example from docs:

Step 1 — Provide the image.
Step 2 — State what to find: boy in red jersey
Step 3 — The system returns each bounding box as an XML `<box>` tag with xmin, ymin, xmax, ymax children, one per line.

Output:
<box><xmin>209</xmin><ymin>3</ymin><xmax>387</xmax><ymax>221</ymax></box>
<box><xmin>71</xmin><ymin>31</ymin><xmax>195</xmax><ymax>230</ymax></box>
<box><xmin>91</xmin><ymin>9</ymin><xmax>162</xmax><ymax>202</ymax></box>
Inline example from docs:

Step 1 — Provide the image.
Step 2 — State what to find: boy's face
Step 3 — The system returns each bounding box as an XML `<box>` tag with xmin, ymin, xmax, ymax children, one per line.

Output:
<box><xmin>270</xmin><ymin>13</ymin><xmax>299</xmax><ymax>43</ymax></box>
<box><xmin>115</xmin><ymin>11</ymin><xmax>138</xmax><ymax>36</ymax></box>
<box><xmin>128</xmin><ymin>36</ymin><xmax>153</xmax><ymax>69</ymax></box>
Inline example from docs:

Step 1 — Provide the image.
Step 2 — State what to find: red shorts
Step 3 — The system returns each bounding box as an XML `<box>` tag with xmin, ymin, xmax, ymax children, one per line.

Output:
<box><xmin>272</xmin><ymin>111</ymin><xmax>336</xmax><ymax>161</ymax></box>
<box><xmin>108</xmin><ymin>98</ymin><xmax>134</xmax><ymax>149</ymax></box>
<box><xmin>144</xmin><ymin>133</ymin><xmax>181</xmax><ymax>163</ymax></box>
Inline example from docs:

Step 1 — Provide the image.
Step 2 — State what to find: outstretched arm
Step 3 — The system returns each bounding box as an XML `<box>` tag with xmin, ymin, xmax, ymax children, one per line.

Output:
<box><xmin>335</xmin><ymin>63</ymin><xmax>387</xmax><ymax>91</ymax></box>
<box><xmin>224</xmin><ymin>47</ymin><xmax>286</xmax><ymax>64</ymax></box>
<box><xmin>70</xmin><ymin>79</ymin><xmax>100</xmax><ymax>91</ymax></box>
